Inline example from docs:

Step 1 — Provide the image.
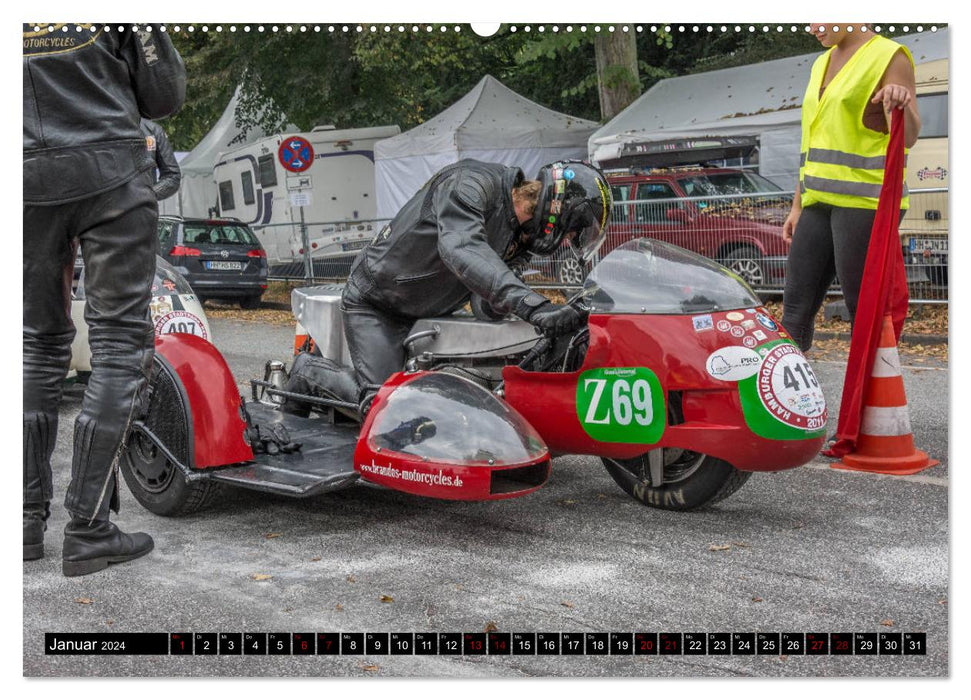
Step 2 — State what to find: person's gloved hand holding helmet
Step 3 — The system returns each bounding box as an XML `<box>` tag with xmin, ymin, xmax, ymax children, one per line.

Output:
<box><xmin>526</xmin><ymin>300</ymin><xmax>585</xmax><ymax>335</ymax></box>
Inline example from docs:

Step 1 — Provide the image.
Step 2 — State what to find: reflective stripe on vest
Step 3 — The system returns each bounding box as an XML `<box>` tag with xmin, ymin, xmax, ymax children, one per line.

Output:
<box><xmin>799</xmin><ymin>36</ymin><xmax>913</xmax><ymax>210</ymax></box>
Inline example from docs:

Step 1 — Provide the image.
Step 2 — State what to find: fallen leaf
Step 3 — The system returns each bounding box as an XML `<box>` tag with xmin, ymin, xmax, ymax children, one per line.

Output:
<box><xmin>106</xmin><ymin>620</ymin><xmax>114</xmax><ymax>625</ymax></box>
<box><xmin>75</xmin><ymin>598</ymin><xmax>94</xmax><ymax>605</ymax></box>
<box><xmin>359</xmin><ymin>662</ymin><xmax>379</xmax><ymax>673</ymax></box>
<box><xmin>251</xmin><ymin>573</ymin><xmax>273</xmax><ymax>581</ymax></box>
<box><xmin>792</xmin><ymin>522</ymin><xmax>805</xmax><ymax>530</ymax></box>
<box><xmin>380</xmin><ymin>595</ymin><xmax>394</xmax><ymax>603</ymax></box>
<box><xmin>310</xmin><ymin>556</ymin><xmax>321</xmax><ymax>562</ymax></box>
<box><xmin>752</xmin><ymin>596</ymin><xmax>763</xmax><ymax>603</ymax></box>
<box><xmin>560</xmin><ymin>499</ymin><xmax>577</xmax><ymax>505</ymax></box>
<box><xmin>264</xmin><ymin>533</ymin><xmax>283</xmax><ymax>539</ymax></box>
<box><xmin>455</xmin><ymin>584</ymin><xmax>464</xmax><ymax>591</ymax></box>
<box><xmin>709</xmin><ymin>544</ymin><xmax>731</xmax><ymax>552</ymax></box>
<box><xmin>939</xmin><ymin>599</ymin><xmax>947</xmax><ymax>605</ymax></box>
<box><xmin>779</xmin><ymin>654</ymin><xmax>788</xmax><ymax>661</ymax></box>
<box><xmin>335</xmin><ymin>603</ymin><xmax>343</xmax><ymax>612</ymax></box>
<box><xmin>484</xmin><ymin>621</ymin><xmax>498</xmax><ymax>632</ymax></box>
<box><xmin>597</xmin><ymin>493</ymin><xmax>608</xmax><ymax>499</ymax></box>
<box><xmin>560</xmin><ymin>601</ymin><xmax>574</xmax><ymax>609</ymax></box>
<box><xmin>347</xmin><ymin>575</ymin><xmax>356</xmax><ymax>583</ymax></box>
<box><xmin>880</xmin><ymin>619</ymin><xmax>894</xmax><ymax>627</ymax></box>
<box><xmin>732</xmin><ymin>542</ymin><xmax>751</xmax><ymax>548</ymax></box>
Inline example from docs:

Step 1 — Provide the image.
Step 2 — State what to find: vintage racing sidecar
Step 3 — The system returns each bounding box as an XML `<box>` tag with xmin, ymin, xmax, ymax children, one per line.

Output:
<box><xmin>120</xmin><ymin>239</ymin><xmax>826</xmax><ymax>515</ymax></box>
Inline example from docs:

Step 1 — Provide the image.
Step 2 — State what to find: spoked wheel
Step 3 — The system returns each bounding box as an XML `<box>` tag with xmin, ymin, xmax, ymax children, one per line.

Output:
<box><xmin>120</xmin><ymin>357</ymin><xmax>221</xmax><ymax>516</ymax></box>
<box><xmin>602</xmin><ymin>447</ymin><xmax>751</xmax><ymax>511</ymax></box>
<box><xmin>557</xmin><ymin>255</ymin><xmax>587</xmax><ymax>286</ymax></box>
<box><xmin>722</xmin><ymin>246</ymin><xmax>766</xmax><ymax>288</ymax></box>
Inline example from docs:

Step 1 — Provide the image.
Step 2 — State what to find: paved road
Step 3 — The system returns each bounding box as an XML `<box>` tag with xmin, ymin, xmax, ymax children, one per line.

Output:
<box><xmin>23</xmin><ymin>318</ymin><xmax>949</xmax><ymax>677</ymax></box>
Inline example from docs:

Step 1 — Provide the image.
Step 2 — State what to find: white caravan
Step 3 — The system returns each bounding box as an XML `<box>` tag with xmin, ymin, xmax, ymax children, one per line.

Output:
<box><xmin>212</xmin><ymin>124</ymin><xmax>400</xmax><ymax>267</ymax></box>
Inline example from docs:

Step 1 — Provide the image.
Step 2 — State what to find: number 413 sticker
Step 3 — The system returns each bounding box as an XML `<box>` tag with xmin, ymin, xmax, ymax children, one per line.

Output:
<box><xmin>576</xmin><ymin>367</ymin><xmax>665</xmax><ymax>444</ymax></box>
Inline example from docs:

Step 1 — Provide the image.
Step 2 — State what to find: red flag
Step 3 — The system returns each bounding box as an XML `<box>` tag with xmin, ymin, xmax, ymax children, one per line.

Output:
<box><xmin>823</xmin><ymin>109</ymin><xmax>909</xmax><ymax>458</ymax></box>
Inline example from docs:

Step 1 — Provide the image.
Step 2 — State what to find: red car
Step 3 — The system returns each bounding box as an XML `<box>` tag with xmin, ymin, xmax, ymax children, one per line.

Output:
<box><xmin>555</xmin><ymin>167</ymin><xmax>792</xmax><ymax>291</ymax></box>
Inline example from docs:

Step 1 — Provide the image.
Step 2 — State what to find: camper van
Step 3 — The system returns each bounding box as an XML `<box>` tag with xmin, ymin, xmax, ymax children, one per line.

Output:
<box><xmin>901</xmin><ymin>58</ymin><xmax>949</xmax><ymax>285</ymax></box>
<box><xmin>212</xmin><ymin>124</ymin><xmax>400</xmax><ymax>268</ymax></box>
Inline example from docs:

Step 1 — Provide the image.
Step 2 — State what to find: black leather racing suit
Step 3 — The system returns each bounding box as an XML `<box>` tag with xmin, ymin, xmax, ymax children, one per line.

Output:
<box><xmin>141</xmin><ymin>119</ymin><xmax>181</xmax><ymax>201</ymax></box>
<box><xmin>341</xmin><ymin>160</ymin><xmax>549</xmax><ymax>393</ymax></box>
<box><xmin>23</xmin><ymin>24</ymin><xmax>185</xmax><ymax>523</ymax></box>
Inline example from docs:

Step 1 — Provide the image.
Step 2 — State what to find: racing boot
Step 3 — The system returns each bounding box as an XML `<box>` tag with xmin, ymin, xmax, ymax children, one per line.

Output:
<box><xmin>23</xmin><ymin>502</ymin><xmax>49</xmax><ymax>561</ymax></box>
<box><xmin>281</xmin><ymin>352</ymin><xmax>361</xmax><ymax>419</ymax></box>
<box><xmin>63</xmin><ymin>474</ymin><xmax>154</xmax><ymax>577</ymax></box>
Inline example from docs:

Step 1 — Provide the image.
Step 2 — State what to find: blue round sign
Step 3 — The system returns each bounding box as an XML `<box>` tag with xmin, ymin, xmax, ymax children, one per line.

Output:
<box><xmin>278</xmin><ymin>136</ymin><xmax>315</xmax><ymax>173</ymax></box>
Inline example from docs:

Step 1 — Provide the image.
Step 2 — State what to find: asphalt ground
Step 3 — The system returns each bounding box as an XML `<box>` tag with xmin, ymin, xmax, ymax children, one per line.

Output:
<box><xmin>22</xmin><ymin>318</ymin><xmax>949</xmax><ymax>678</ymax></box>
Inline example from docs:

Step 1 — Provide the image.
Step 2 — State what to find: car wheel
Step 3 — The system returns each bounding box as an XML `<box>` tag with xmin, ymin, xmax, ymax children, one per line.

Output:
<box><xmin>240</xmin><ymin>295</ymin><xmax>262</xmax><ymax>310</ymax></box>
<box><xmin>602</xmin><ymin>450</ymin><xmax>752</xmax><ymax>511</ymax></box>
<box><xmin>557</xmin><ymin>255</ymin><xmax>587</xmax><ymax>286</ymax></box>
<box><xmin>723</xmin><ymin>246</ymin><xmax>766</xmax><ymax>288</ymax></box>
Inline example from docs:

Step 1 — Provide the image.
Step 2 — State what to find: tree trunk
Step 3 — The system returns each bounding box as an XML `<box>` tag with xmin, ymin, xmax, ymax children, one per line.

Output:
<box><xmin>594</xmin><ymin>31</ymin><xmax>640</xmax><ymax>122</ymax></box>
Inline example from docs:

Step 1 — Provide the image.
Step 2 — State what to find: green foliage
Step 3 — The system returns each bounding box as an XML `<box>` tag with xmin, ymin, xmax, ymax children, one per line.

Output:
<box><xmin>162</xmin><ymin>25</ymin><xmax>854</xmax><ymax>152</ymax></box>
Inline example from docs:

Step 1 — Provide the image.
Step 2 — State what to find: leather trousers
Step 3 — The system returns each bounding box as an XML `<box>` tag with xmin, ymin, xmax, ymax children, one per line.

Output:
<box><xmin>23</xmin><ymin>172</ymin><xmax>158</xmax><ymax>522</ymax></box>
<box><xmin>341</xmin><ymin>277</ymin><xmax>414</xmax><ymax>393</ymax></box>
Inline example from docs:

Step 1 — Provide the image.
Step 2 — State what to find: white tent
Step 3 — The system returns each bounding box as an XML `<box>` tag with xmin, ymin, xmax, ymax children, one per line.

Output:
<box><xmin>374</xmin><ymin>75</ymin><xmax>599</xmax><ymax>219</ymax></box>
<box><xmin>589</xmin><ymin>29</ymin><xmax>949</xmax><ymax>190</ymax></box>
<box><xmin>172</xmin><ymin>87</ymin><xmax>294</xmax><ymax>218</ymax></box>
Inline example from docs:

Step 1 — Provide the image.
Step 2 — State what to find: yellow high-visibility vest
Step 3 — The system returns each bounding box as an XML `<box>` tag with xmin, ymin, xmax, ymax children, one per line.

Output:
<box><xmin>799</xmin><ymin>35</ymin><xmax>912</xmax><ymax>210</ymax></box>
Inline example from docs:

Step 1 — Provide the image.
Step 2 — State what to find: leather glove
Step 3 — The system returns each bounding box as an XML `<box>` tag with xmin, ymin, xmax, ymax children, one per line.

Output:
<box><xmin>527</xmin><ymin>301</ymin><xmax>584</xmax><ymax>335</ymax></box>
<box><xmin>248</xmin><ymin>422</ymin><xmax>302</xmax><ymax>455</ymax></box>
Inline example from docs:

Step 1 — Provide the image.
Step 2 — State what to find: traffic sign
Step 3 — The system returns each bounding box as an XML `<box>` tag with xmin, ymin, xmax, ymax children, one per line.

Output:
<box><xmin>278</xmin><ymin>136</ymin><xmax>315</xmax><ymax>173</ymax></box>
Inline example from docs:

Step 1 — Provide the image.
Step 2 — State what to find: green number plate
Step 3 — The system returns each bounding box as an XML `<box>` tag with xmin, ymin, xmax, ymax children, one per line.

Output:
<box><xmin>576</xmin><ymin>367</ymin><xmax>665</xmax><ymax>444</ymax></box>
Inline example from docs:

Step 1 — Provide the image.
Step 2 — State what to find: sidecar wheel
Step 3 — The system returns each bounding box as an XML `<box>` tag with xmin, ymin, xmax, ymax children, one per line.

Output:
<box><xmin>120</xmin><ymin>356</ymin><xmax>221</xmax><ymax>516</ymax></box>
<box><xmin>602</xmin><ymin>450</ymin><xmax>751</xmax><ymax>511</ymax></box>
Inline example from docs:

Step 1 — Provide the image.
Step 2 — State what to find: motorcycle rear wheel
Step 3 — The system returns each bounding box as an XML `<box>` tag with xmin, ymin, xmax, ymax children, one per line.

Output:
<box><xmin>602</xmin><ymin>449</ymin><xmax>751</xmax><ymax>511</ymax></box>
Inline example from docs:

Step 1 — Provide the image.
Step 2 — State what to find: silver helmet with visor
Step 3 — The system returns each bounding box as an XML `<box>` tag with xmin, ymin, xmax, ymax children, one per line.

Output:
<box><xmin>527</xmin><ymin>160</ymin><xmax>612</xmax><ymax>261</ymax></box>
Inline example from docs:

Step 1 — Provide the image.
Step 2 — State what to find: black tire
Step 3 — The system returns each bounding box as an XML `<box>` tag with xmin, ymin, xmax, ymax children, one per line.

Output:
<box><xmin>120</xmin><ymin>357</ymin><xmax>221</xmax><ymax>516</ymax></box>
<box><xmin>722</xmin><ymin>246</ymin><xmax>766</xmax><ymax>288</ymax></box>
<box><xmin>556</xmin><ymin>254</ymin><xmax>587</xmax><ymax>286</ymax></box>
<box><xmin>602</xmin><ymin>449</ymin><xmax>751</xmax><ymax>511</ymax></box>
<box><xmin>239</xmin><ymin>294</ymin><xmax>262</xmax><ymax>310</ymax></box>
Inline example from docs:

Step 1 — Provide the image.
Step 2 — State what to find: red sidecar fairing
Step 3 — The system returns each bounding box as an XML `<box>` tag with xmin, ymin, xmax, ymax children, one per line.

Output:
<box><xmin>354</xmin><ymin>371</ymin><xmax>551</xmax><ymax>500</ymax></box>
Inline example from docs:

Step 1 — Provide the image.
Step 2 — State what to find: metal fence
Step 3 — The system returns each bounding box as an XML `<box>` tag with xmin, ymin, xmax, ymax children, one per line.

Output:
<box><xmin>261</xmin><ymin>189</ymin><xmax>948</xmax><ymax>305</ymax></box>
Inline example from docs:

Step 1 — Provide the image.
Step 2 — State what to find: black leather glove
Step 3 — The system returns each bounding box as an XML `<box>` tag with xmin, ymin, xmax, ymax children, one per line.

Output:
<box><xmin>527</xmin><ymin>301</ymin><xmax>584</xmax><ymax>335</ymax></box>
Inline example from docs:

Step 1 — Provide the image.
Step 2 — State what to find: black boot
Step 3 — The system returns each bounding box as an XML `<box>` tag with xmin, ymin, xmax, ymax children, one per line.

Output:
<box><xmin>23</xmin><ymin>502</ymin><xmax>49</xmax><ymax>561</ymax></box>
<box><xmin>62</xmin><ymin>518</ymin><xmax>154</xmax><ymax>577</ymax></box>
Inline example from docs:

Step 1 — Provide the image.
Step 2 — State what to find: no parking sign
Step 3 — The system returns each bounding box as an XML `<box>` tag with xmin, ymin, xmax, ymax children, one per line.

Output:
<box><xmin>278</xmin><ymin>136</ymin><xmax>315</xmax><ymax>173</ymax></box>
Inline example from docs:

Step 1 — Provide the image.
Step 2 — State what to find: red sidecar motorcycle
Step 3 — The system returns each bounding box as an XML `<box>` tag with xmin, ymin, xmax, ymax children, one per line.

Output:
<box><xmin>121</xmin><ymin>239</ymin><xmax>827</xmax><ymax>515</ymax></box>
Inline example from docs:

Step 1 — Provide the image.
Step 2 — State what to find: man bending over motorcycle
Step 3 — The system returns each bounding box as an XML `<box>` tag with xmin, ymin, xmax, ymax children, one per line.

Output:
<box><xmin>284</xmin><ymin>159</ymin><xmax>611</xmax><ymax>416</ymax></box>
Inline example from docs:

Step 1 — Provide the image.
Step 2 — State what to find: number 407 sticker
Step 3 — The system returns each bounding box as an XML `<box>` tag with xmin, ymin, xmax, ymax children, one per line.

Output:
<box><xmin>576</xmin><ymin>367</ymin><xmax>665</xmax><ymax>444</ymax></box>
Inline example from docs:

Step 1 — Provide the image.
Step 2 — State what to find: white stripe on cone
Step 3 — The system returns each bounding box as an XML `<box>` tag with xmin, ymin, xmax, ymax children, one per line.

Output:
<box><xmin>870</xmin><ymin>346</ymin><xmax>903</xmax><ymax>378</ymax></box>
<box><xmin>860</xmin><ymin>405</ymin><xmax>913</xmax><ymax>436</ymax></box>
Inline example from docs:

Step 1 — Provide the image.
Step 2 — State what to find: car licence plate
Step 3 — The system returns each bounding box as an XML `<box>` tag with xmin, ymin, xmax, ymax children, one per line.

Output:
<box><xmin>205</xmin><ymin>261</ymin><xmax>243</xmax><ymax>270</ymax></box>
<box><xmin>909</xmin><ymin>238</ymin><xmax>948</xmax><ymax>254</ymax></box>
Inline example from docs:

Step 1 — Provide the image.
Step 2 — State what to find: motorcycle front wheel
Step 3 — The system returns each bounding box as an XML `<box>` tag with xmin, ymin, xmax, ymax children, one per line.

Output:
<box><xmin>602</xmin><ymin>449</ymin><xmax>751</xmax><ymax>511</ymax></box>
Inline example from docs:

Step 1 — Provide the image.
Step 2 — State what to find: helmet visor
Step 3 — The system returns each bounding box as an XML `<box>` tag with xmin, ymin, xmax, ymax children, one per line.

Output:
<box><xmin>564</xmin><ymin>201</ymin><xmax>607</xmax><ymax>262</ymax></box>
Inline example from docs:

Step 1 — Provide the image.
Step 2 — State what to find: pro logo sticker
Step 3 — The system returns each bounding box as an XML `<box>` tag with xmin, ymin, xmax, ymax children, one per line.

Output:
<box><xmin>576</xmin><ymin>367</ymin><xmax>664</xmax><ymax>444</ymax></box>
<box><xmin>705</xmin><ymin>346</ymin><xmax>761</xmax><ymax>382</ymax></box>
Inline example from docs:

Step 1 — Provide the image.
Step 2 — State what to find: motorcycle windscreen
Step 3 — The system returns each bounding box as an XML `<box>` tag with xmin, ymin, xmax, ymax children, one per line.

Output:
<box><xmin>583</xmin><ymin>238</ymin><xmax>762</xmax><ymax>314</ymax></box>
<box><xmin>355</xmin><ymin>372</ymin><xmax>551</xmax><ymax>501</ymax></box>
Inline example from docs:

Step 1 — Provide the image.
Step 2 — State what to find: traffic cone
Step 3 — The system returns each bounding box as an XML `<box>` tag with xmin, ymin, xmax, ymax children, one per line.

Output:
<box><xmin>833</xmin><ymin>314</ymin><xmax>938</xmax><ymax>475</ymax></box>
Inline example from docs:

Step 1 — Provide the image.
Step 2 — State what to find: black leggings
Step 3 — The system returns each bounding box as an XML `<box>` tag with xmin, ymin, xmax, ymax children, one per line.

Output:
<box><xmin>781</xmin><ymin>203</ymin><xmax>885</xmax><ymax>351</ymax></box>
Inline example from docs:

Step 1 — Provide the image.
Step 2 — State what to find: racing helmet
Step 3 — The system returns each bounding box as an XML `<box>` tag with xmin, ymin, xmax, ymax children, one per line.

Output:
<box><xmin>527</xmin><ymin>161</ymin><xmax>612</xmax><ymax>260</ymax></box>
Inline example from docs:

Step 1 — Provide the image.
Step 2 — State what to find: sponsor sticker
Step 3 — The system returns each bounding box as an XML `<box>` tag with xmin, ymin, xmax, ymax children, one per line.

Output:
<box><xmin>743</xmin><ymin>336</ymin><xmax>757</xmax><ymax>348</ymax></box>
<box><xmin>358</xmin><ymin>460</ymin><xmax>464</xmax><ymax>488</ymax></box>
<box><xmin>705</xmin><ymin>346</ymin><xmax>762</xmax><ymax>382</ymax></box>
<box><xmin>753</xmin><ymin>330</ymin><xmax>767</xmax><ymax>341</ymax></box>
<box><xmin>716</xmin><ymin>319</ymin><xmax>732</xmax><ymax>333</ymax></box>
<box><xmin>756</xmin><ymin>312</ymin><xmax>778</xmax><ymax>331</ymax></box>
<box><xmin>693</xmin><ymin>314</ymin><xmax>714</xmax><ymax>332</ymax></box>
<box><xmin>154</xmin><ymin>310</ymin><xmax>208</xmax><ymax>340</ymax></box>
<box><xmin>730</xmin><ymin>325</ymin><xmax>745</xmax><ymax>338</ymax></box>
<box><xmin>726</xmin><ymin>312</ymin><xmax>745</xmax><ymax>321</ymax></box>
<box><xmin>150</xmin><ymin>296</ymin><xmax>173</xmax><ymax>320</ymax></box>
<box><xmin>742</xmin><ymin>319</ymin><xmax>756</xmax><ymax>330</ymax></box>
<box><xmin>564</xmin><ymin>168</ymin><xmax>576</xmax><ymax>180</ymax></box>
<box><xmin>576</xmin><ymin>367</ymin><xmax>665</xmax><ymax>444</ymax></box>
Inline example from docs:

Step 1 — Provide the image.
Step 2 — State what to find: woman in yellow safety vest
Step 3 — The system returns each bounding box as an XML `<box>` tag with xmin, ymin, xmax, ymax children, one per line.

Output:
<box><xmin>781</xmin><ymin>24</ymin><xmax>921</xmax><ymax>351</ymax></box>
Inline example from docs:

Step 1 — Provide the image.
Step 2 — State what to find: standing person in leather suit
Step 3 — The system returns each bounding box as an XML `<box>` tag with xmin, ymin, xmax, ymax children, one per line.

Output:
<box><xmin>141</xmin><ymin>118</ymin><xmax>182</xmax><ymax>202</ymax></box>
<box><xmin>23</xmin><ymin>24</ymin><xmax>186</xmax><ymax>576</ymax></box>
<box><xmin>284</xmin><ymin>159</ymin><xmax>611</xmax><ymax>414</ymax></box>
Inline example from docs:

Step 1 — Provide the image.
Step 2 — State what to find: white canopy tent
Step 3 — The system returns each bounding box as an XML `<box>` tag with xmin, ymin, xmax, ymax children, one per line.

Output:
<box><xmin>374</xmin><ymin>75</ymin><xmax>599</xmax><ymax>219</ymax></box>
<box><xmin>170</xmin><ymin>87</ymin><xmax>294</xmax><ymax>218</ymax></box>
<box><xmin>588</xmin><ymin>29</ymin><xmax>949</xmax><ymax>190</ymax></box>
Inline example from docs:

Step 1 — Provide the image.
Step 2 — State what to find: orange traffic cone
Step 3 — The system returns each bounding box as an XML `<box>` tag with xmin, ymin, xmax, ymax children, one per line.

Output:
<box><xmin>833</xmin><ymin>314</ymin><xmax>938</xmax><ymax>475</ymax></box>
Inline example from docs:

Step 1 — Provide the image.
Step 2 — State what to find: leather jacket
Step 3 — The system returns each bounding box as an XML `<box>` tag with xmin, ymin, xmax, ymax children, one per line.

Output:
<box><xmin>141</xmin><ymin>119</ymin><xmax>181</xmax><ymax>200</ymax></box>
<box><xmin>347</xmin><ymin>160</ymin><xmax>548</xmax><ymax>320</ymax></box>
<box><xmin>23</xmin><ymin>24</ymin><xmax>186</xmax><ymax>205</ymax></box>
